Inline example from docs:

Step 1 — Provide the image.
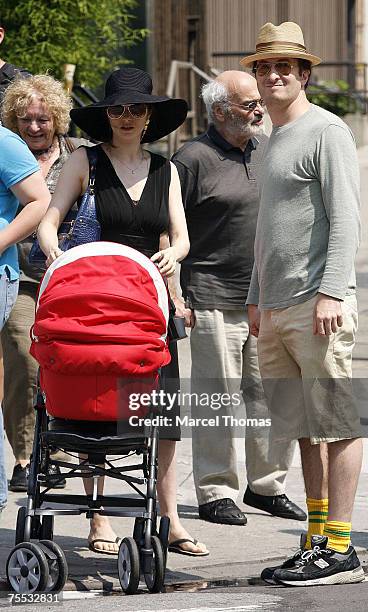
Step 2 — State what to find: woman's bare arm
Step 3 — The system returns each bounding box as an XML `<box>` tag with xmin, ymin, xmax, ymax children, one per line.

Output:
<box><xmin>37</xmin><ymin>147</ymin><xmax>89</xmax><ymax>266</ymax></box>
<box><xmin>167</xmin><ymin>161</ymin><xmax>190</xmax><ymax>261</ymax></box>
<box><xmin>151</xmin><ymin>162</ymin><xmax>189</xmax><ymax>277</ymax></box>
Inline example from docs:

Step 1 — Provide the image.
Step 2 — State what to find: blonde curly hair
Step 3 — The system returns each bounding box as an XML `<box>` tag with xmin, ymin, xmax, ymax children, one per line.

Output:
<box><xmin>1</xmin><ymin>74</ymin><xmax>72</xmax><ymax>135</ymax></box>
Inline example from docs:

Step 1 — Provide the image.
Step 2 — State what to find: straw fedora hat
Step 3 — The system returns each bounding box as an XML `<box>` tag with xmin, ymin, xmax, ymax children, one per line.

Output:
<box><xmin>241</xmin><ymin>21</ymin><xmax>321</xmax><ymax>67</ymax></box>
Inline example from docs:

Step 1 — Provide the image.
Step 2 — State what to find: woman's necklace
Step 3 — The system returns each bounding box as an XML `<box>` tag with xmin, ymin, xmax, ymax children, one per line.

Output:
<box><xmin>109</xmin><ymin>148</ymin><xmax>147</xmax><ymax>174</ymax></box>
<box><xmin>31</xmin><ymin>138</ymin><xmax>58</xmax><ymax>162</ymax></box>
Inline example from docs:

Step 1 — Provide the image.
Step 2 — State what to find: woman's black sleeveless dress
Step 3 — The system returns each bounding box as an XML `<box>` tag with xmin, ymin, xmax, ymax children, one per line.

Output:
<box><xmin>94</xmin><ymin>145</ymin><xmax>180</xmax><ymax>440</ymax></box>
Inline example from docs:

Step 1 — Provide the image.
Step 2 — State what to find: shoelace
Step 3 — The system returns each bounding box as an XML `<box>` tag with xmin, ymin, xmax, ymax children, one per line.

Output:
<box><xmin>300</xmin><ymin>545</ymin><xmax>332</xmax><ymax>563</ymax></box>
<box><xmin>275</xmin><ymin>494</ymin><xmax>293</xmax><ymax>507</ymax></box>
<box><xmin>279</xmin><ymin>541</ymin><xmax>305</xmax><ymax>567</ymax></box>
<box><xmin>300</xmin><ymin>546</ymin><xmax>321</xmax><ymax>562</ymax></box>
<box><xmin>290</xmin><ymin>533</ymin><xmax>307</xmax><ymax>557</ymax></box>
<box><xmin>219</xmin><ymin>498</ymin><xmax>236</xmax><ymax>507</ymax></box>
<box><xmin>291</xmin><ymin>546</ymin><xmax>306</xmax><ymax>566</ymax></box>
<box><xmin>214</xmin><ymin>498</ymin><xmax>244</xmax><ymax>517</ymax></box>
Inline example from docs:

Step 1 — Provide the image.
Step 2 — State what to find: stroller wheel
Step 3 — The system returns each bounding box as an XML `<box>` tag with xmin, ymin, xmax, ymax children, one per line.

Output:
<box><xmin>39</xmin><ymin>540</ymin><xmax>68</xmax><ymax>592</ymax></box>
<box><xmin>118</xmin><ymin>537</ymin><xmax>140</xmax><ymax>595</ymax></box>
<box><xmin>144</xmin><ymin>535</ymin><xmax>165</xmax><ymax>593</ymax></box>
<box><xmin>158</xmin><ymin>516</ymin><xmax>170</xmax><ymax>558</ymax></box>
<box><xmin>15</xmin><ymin>508</ymin><xmax>26</xmax><ymax>545</ymax></box>
<box><xmin>6</xmin><ymin>542</ymin><xmax>49</xmax><ymax>593</ymax></box>
<box><xmin>133</xmin><ymin>517</ymin><xmax>145</xmax><ymax>547</ymax></box>
<box><xmin>40</xmin><ymin>515</ymin><xmax>54</xmax><ymax>540</ymax></box>
<box><xmin>15</xmin><ymin>508</ymin><xmax>40</xmax><ymax>545</ymax></box>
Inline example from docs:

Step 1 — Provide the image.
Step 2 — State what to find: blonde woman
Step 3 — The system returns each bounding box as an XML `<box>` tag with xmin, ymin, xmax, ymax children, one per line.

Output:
<box><xmin>2</xmin><ymin>75</ymin><xmax>88</xmax><ymax>492</ymax></box>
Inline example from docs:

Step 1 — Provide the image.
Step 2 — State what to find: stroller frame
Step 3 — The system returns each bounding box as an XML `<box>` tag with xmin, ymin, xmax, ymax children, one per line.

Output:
<box><xmin>6</xmin><ymin>381</ymin><xmax>169</xmax><ymax>596</ymax></box>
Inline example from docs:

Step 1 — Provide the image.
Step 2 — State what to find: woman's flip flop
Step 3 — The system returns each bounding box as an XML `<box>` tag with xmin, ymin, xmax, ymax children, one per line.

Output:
<box><xmin>168</xmin><ymin>538</ymin><xmax>209</xmax><ymax>557</ymax></box>
<box><xmin>88</xmin><ymin>536</ymin><xmax>122</xmax><ymax>555</ymax></box>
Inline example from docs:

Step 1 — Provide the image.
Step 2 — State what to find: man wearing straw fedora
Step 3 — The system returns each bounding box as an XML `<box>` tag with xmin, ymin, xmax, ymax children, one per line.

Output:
<box><xmin>172</xmin><ymin>70</ymin><xmax>305</xmax><ymax>527</ymax></box>
<box><xmin>242</xmin><ymin>21</ymin><xmax>363</xmax><ymax>587</ymax></box>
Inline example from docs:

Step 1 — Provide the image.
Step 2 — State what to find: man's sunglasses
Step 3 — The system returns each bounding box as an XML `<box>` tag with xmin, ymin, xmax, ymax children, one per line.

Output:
<box><xmin>230</xmin><ymin>99</ymin><xmax>264</xmax><ymax>112</ymax></box>
<box><xmin>107</xmin><ymin>104</ymin><xmax>148</xmax><ymax>119</ymax></box>
<box><xmin>253</xmin><ymin>62</ymin><xmax>294</xmax><ymax>77</ymax></box>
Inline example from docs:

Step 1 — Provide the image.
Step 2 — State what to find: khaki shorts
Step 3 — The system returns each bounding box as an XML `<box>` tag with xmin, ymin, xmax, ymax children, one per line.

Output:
<box><xmin>257</xmin><ymin>294</ymin><xmax>362</xmax><ymax>445</ymax></box>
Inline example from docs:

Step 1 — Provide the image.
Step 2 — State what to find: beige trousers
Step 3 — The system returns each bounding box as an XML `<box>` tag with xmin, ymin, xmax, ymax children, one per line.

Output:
<box><xmin>190</xmin><ymin>309</ymin><xmax>295</xmax><ymax>505</ymax></box>
<box><xmin>257</xmin><ymin>294</ymin><xmax>362</xmax><ymax>446</ymax></box>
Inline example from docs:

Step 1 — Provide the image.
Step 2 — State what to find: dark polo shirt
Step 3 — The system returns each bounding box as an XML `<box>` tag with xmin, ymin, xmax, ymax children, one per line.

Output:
<box><xmin>172</xmin><ymin>125</ymin><xmax>268</xmax><ymax>309</ymax></box>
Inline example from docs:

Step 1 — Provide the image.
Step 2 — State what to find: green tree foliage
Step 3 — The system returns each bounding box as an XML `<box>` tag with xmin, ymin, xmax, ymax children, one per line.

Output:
<box><xmin>0</xmin><ymin>0</ymin><xmax>147</xmax><ymax>87</ymax></box>
<box><xmin>307</xmin><ymin>80</ymin><xmax>361</xmax><ymax>116</ymax></box>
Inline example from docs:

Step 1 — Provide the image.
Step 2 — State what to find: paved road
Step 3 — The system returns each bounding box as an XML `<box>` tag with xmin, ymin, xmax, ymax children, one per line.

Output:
<box><xmin>1</xmin><ymin>579</ymin><xmax>368</xmax><ymax>612</ymax></box>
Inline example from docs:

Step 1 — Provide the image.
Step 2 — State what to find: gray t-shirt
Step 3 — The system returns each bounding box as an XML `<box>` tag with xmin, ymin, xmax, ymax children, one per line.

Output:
<box><xmin>247</xmin><ymin>104</ymin><xmax>360</xmax><ymax>310</ymax></box>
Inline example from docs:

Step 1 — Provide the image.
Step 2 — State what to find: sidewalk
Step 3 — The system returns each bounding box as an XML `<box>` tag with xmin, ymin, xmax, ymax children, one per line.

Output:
<box><xmin>1</xmin><ymin>150</ymin><xmax>368</xmax><ymax>593</ymax></box>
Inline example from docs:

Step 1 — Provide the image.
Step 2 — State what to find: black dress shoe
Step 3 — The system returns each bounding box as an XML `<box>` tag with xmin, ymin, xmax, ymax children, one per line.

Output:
<box><xmin>9</xmin><ymin>464</ymin><xmax>29</xmax><ymax>492</ymax></box>
<box><xmin>199</xmin><ymin>498</ymin><xmax>247</xmax><ymax>525</ymax></box>
<box><xmin>243</xmin><ymin>486</ymin><xmax>307</xmax><ymax>521</ymax></box>
<box><xmin>45</xmin><ymin>465</ymin><xmax>66</xmax><ymax>489</ymax></box>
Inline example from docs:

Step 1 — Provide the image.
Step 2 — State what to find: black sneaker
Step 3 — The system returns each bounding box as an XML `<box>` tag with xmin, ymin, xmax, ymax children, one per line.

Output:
<box><xmin>261</xmin><ymin>533</ymin><xmax>307</xmax><ymax>584</ymax></box>
<box><xmin>8</xmin><ymin>464</ymin><xmax>29</xmax><ymax>492</ymax></box>
<box><xmin>274</xmin><ymin>535</ymin><xmax>365</xmax><ymax>587</ymax></box>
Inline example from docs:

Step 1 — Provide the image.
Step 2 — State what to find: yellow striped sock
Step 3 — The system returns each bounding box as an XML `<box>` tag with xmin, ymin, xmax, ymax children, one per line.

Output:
<box><xmin>305</xmin><ymin>498</ymin><xmax>329</xmax><ymax>550</ymax></box>
<box><xmin>323</xmin><ymin>520</ymin><xmax>351</xmax><ymax>553</ymax></box>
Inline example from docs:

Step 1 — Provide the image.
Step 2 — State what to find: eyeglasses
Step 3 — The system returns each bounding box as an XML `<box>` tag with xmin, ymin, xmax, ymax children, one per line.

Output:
<box><xmin>107</xmin><ymin>104</ymin><xmax>148</xmax><ymax>119</ymax></box>
<box><xmin>253</xmin><ymin>62</ymin><xmax>294</xmax><ymax>77</ymax></box>
<box><xmin>229</xmin><ymin>99</ymin><xmax>264</xmax><ymax>111</ymax></box>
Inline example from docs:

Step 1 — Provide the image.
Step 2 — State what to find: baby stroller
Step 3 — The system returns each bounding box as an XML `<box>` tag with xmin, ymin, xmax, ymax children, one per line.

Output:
<box><xmin>6</xmin><ymin>242</ymin><xmax>172</xmax><ymax>595</ymax></box>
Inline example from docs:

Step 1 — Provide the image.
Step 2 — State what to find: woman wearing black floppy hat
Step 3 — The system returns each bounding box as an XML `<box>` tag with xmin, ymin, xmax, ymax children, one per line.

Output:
<box><xmin>37</xmin><ymin>67</ymin><xmax>208</xmax><ymax>557</ymax></box>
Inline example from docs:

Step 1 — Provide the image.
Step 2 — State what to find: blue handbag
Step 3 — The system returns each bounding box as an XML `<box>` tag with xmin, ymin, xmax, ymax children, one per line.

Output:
<box><xmin>29</xmin><ymin>146</ymin><xmax>101</xmax><ymax>265</ymax></box>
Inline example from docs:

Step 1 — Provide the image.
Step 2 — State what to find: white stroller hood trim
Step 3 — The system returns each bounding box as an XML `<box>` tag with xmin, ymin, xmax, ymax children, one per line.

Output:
<box><xmin>36</xmin><ymin>242</ymin><xmax>170</xmax><ymax>326</ymax></box>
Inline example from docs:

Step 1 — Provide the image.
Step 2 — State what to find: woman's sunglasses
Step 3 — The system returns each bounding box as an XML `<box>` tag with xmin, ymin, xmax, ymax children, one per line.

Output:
<box><xmin>107</xmin><ymin>104</ymin><xmax>148</xmax><ymax>119</ymax></box>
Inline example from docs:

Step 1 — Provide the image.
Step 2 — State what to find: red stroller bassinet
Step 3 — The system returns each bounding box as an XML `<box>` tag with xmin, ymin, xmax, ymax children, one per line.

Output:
<box><xmin>7</xmin><ymin>243</ymin><xmax>173</xmax><ymax>596</ymax></box>
<box><xmin>30</xmin><ymin>241</ymin><xmax>171</xmax><ymax>421</ymax></box>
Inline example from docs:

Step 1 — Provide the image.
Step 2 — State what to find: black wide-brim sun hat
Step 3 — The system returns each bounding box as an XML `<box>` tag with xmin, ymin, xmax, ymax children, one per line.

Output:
<box><xmin>70</xmin><ymin>67</ymin><xmax>188</xmax><ymax>143</ymax></box>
